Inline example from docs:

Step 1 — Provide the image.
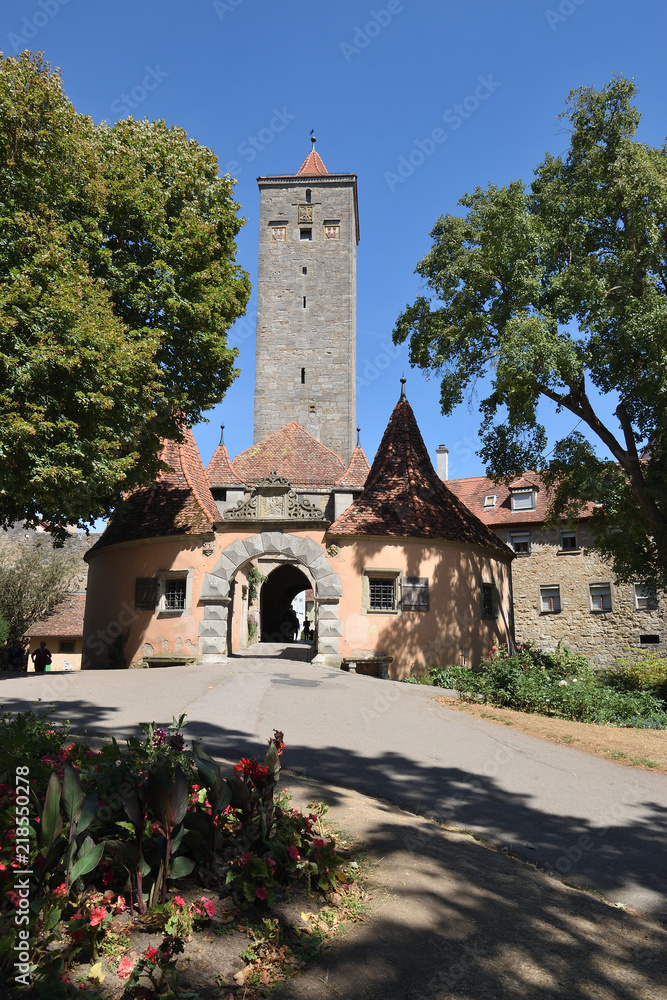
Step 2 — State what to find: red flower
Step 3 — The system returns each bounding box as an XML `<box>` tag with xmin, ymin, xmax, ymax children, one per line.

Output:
<box><xmin>117</xmin><ymin>956</ymin><xmax>134</xmax><ymax>979</ymax></box>
<box><xmin>200</xmin><ymin>895</ymin><xmax>216</xmax><ymax>918</ymax></box>
<box><xmin>288</xmin><ymin>846</ymin><xmax>300</xmax><ymax>860</ymax></box>
<box><xmin>174</xmin><ymin>895</ymin><xmax>185</xmax><ymax>907</ymax></box>
<box><xmin>53</xmin><ymin>882</ymin><xmax>68</xmax><ymax>897</ymax></box>
<box><xmin>255</xmin><ymin>886</ymin><xmax>268</xmax><ymax>900</ymax></box>
<box><xmin>114</xmin><ymin>895</ymin><xmax>126</xmax><ymax>913</ymax></box>
<box><xmin>89</xmin><ymin>906</ymin><xmax>108</xmax><ymax>927</ymax></box>
<box><xmin>145</xmin><ymin>945</ymin><xmax>160</xmax><ymax>964</ymax></box>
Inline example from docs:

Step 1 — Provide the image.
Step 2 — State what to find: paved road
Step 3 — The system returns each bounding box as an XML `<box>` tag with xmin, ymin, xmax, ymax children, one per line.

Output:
<box><xmin>2</xmin><ymin>647</ymin><xmax>666</xmax><ymax>917</ymax></box>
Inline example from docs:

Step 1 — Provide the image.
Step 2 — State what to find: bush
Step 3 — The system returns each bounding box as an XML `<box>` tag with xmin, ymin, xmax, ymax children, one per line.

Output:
<box><xmin>429</xmin><ymin>643</ymin><xmax>667</xmax><ymax>728</ymax></box>
<box><xmin>609</xmin><ymin>650</ymin><xmax>667</xmax><ymax>702</ymax></box>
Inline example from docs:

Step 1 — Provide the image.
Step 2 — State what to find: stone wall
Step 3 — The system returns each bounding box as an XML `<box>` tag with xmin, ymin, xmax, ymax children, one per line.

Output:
<box><xmin>254</xmin><ymin>175</ymin><xmax>358</xmax><ymax>465</ymax></box>
<box><xmin>495</xmin><ymin>523</ymin><xmax>667</xmax><ymax>667</ymax></box>
<box><xmin>0</xmin><ymin>524</ymin><xmax>100</xmax><ymax>591</ymax></box>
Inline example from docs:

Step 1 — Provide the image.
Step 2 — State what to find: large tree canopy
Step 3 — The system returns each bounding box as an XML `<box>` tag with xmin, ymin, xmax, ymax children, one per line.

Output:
<box><xmin>0</xmin><ymin>52</ymin><xmax>250</xmax><ymax>538</ymax></box>
<box><xmin>394</xmin><ymin>76</ymin><xmax>667</xmax><ymax>590</ymax></box>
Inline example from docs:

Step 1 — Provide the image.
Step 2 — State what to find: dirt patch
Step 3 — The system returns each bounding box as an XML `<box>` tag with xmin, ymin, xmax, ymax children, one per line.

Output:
<box><xmin>434</xmin><ymin>695</ymin><xmax>667</xmax><ymax>773</ymax></box>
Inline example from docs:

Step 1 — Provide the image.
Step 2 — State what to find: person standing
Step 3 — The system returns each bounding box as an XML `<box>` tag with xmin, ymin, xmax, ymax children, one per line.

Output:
<box><xmin>31</xmin><ymin>642</ymin><xmax>52</xmax><ymax>673</ymax></box>
<box><xmin>6</xmin><ymin>640</ymin><xmax>26</xmax><ymax>671</ymax></box>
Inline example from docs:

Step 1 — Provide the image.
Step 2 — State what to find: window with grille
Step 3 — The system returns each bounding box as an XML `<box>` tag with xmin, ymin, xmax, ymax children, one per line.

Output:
<box><xmin>511</xmin><ymin>532</ymin><xmax>530</xmax><ymax>554</ymax></box>
<box><xmin>369</xmin><ymin>577</ymin><xmax>396</xmax><ymax>611</ymax></box>
<box><xmin>164</xmin><ymin>578</ymin><xmax>187</xmax><ymax>611</ymax></box>
<box><xmin>540</xmin><ymin>586</ymin><xmax>561</xmax><ymax>612</ymax></box>
<box><xmin>560</xmin><ymin>531</ymin><xmax>578</xmax><ymax>551</ymax></box>
<box><xmin>635</xmin><ymin>585</ymin><xmax>658</xmax><ymax>610</ymax></box>
<box><xmin>590</xmin><ymin>584</ymin><xmax>612</xmax><ymax>611</ymax></box>
<box><xmin>481</xmin><ymin>583</ymin><xmax>497</xmax><ymax>619</ymax></box>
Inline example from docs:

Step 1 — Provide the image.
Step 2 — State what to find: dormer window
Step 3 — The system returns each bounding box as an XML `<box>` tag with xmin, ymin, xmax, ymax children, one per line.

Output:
<box><xmin>511</xmin><ymin>490</ymin><xmax>535</xmax><ymax>511</ymax></box>
<box><xmin>483</xmin><ymin>495</ymin><xmax>497</xmax><ymax>508</ymax></box>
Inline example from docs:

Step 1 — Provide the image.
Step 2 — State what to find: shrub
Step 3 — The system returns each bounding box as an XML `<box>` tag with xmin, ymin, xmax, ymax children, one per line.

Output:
<box><xmin>430</xmin><ymin>644</ymin><xmax>667</xmax><ymax>728</ymax></box>
<box><xmin>610</xmin><ymin>650</ymin><xmax>667</xmax><ymax>701</ymax></box>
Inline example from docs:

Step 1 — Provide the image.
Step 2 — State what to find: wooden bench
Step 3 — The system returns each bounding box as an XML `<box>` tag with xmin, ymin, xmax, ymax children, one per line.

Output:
<box><xmin>340</xmin><ymin>656</ymin><xmax>393</xmax><ymax>679</ymax></box>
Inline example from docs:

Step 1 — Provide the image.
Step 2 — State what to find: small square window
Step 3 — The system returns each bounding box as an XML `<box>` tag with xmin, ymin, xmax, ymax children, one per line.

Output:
<box><xmin>300</xmin><ymin>228</ymin><xmax>312</xmax><ymax>241</ymax></box>
<box><xmin>635</xmin><ymin>585</ymin><xmax>658</xmax><ymax>610</ymax></box>
<box><xmin>511</xmin><ymin>532</ymin><xmax>530</xmax><ymax>554</ymax></box>
<box><xmin>164</xmin><ymin>578</ymin><xmax>187</xmax><ymax>611</ymax></box>
<box><xmin>590</xmin><ymin>584</ymin><xmax>612</xmax><ymax>612</ymax></box>
<box><xmin>369</xmin><ymin>577</ymin><xmax>396</xmax><ymax>611</ymax></box>
<box><xmin>481</xmin><ymin>583</ymin><xmax>497</xmax><ymax>619</ymax></box>
<box><xmin>540</xmin><ymin>585</ymin><xmax>561</xmax><ymax>613</ymax></box>
<box><xmin>560</xmin><ymin>531</ymin><xmax>578</xmax><ymax>551</ymax></box>
<box><xmin>484</xmin><ymin>495</ymin><xmax>497</xmax><ymax>508</ymax></box>
<box><xmin>511</xmin><ymin>491</ymin><xmax>535</xmax><ymax>511</ymax></box>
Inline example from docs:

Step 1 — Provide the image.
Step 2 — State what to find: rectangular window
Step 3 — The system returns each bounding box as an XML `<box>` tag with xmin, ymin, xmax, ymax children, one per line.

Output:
<box><xmin>135</xmin><ymin>577</ymin><xmax>159</xmax><ymax>610</ymax></box>
<box><xmin>481</xmin><ymin>583</ymin><xmax>497</xmax><ymax>619</ymax></box>
<box><xmin>401</xmin><ymin>576</ymin><xmax>430</xmax><ymax>611</ymax></box>
<box><xmin>511</xmin><ymin>532</ymin><xmax>530</xmax><ymax>554</ymax></box>
<box><xmin>369</xmin><ymin>577</ymin><xmax>396</xmax><ymax>611</ymax></box>
<box><xmin>59</xmin><ymin>640</ymin><xmax>75</xmax><ymax>653</ymax></box>
<box><xmin>560</xmin><ymin>531</ymin><xmax>578</xmax><ymax>551</ymax></box>
<box><xmin>635</xmin><ymin>584</ymin><xmax>658</xmax><ymax>610</ymax></box>
<box><xmin>483</xmin><ymin>494</ymin><xmax>496</xmax><ymax>508</ymax></box>
<box><xmin>640</xmin><ymin>634</ymin><xmax>660</xmax><ymax>644</ymax></box>
<box><xmin>300</xmin><ymin>228</ymin><xmax>312</xmax><ymax>241</ymax></box>
<box><xmin>301</xmin><ymin>367</ymin><xmax>306</xmax><ymax>384</ymax></box>
<box><xmin>302</xmin><ymin>266</ymin><xmax>307</xmax><ymax>274</ymax></box>
<box><xmin>540</xmin><ymin>585</ymin><xmax>561</xmax><ymax>613</ymax></box>
<box><xmin>590</xmin><ymin>584</ymin><xmax>612</xmax><ymax>612</ymax></box>
<box><xmin>303</xmin><ymin>296</ymin><xmax>307</xmax><ymax>308</ymax></box>
<box><xmin>511</xmin><ymin>491</ymin><xmax>535</xmax><ymax>511</ymax></box>
<box><xmin>164</xmin><ymin>577</ymin><xmax>187</xmax><ymax>611</ymax></box>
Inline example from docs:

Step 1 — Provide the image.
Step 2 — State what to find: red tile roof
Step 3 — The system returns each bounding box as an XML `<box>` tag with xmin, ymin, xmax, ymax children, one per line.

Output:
<box><xmin>336</xmin><ymin>445</ymin><xmax>370</xmax><ymax>489</ymax></box>
<box><xmin>92</xmin><ymin>428</ymin><xmax>218</xmax><ymax>550</ymax></box>
<box><xmin>231</xmin><ymin>423</ymin><xmax>346</xmax><ymax>488</ymax></box>
<box><xmin>207</xmin><ymin>431</ymin><xmax>245</xmax><ymax>488</ymax></box>
<box><xmin>296</xmin><ymin>149</ymin><xmax>329</xmax><ymax>176</ymax></box>
<box><xmin>328</xmin><ymin>394</ymin><xmax>510</xmax><ymax>553</ymax></box>
<box><xmin>26</xmin><ymin>593</ymin><xmax>86</xmax><ymax>638</ymax></box>
<box><xmin>446</xmin><ymin>473</ymin><xmax>594</xmax><ymax>526</ymax></box>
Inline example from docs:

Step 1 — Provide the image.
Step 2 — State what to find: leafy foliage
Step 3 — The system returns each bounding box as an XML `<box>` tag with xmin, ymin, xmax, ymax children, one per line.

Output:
<box><xmin>0</xmin><ymin>543</ymin><xmax>77</xmax><ymax>640</ymax></box>
<box><xmin>394</xmin><ymin>76</ymin><xmax>667</xmax><ymax>589</ymax></box>
<box><xmin>0</xmin><ymin>52</ymin><xmax>250</xmax><ymax>539</ymax></box>
<box><xmin>430</xmin><ymin>643</ymin><xmax>667</xmax><ymax>727</ymax></box>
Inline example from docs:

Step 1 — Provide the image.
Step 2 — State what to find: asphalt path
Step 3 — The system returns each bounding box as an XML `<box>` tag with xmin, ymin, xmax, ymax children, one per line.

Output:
<box><xmin>2</xmin><ymin>647</ymin><xmax>666</xmax><ymax>917</ymax></box>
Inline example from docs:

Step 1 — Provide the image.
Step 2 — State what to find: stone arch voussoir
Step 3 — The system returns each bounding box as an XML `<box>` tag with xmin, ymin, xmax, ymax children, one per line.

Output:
<box><xmin>200</xmin><ymin>532</ymin><xmax>342</xmax><ymax>663</ymax></box>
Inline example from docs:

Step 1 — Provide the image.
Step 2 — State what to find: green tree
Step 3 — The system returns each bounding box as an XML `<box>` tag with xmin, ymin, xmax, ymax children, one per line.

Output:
<box><xmin>0</xmin><ymin>544</ymin><xmax>78</xmax><ymax>641</ymax></box>
<box><xmin>0</xmin><ymin>52</ymin><xmax>250</xmax><ymax>539</ymax></box>
<box><xmin>394</xmin><ymin>76</ymin><xmax>667</xmax><ymax>590</ymax></box>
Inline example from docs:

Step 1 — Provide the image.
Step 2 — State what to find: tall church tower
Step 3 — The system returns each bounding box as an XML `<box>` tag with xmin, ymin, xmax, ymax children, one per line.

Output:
<box><xmin>254</xmin><ymin>140</ymin><xmax>359</xmax><ymax>466</ymax></box>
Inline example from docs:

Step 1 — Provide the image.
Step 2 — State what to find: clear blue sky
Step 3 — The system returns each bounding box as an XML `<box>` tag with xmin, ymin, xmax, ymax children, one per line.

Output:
<box><xmin>5</xmin><ymin>0</ymin><xmax>667</xmax><ymax>478</ymax></box>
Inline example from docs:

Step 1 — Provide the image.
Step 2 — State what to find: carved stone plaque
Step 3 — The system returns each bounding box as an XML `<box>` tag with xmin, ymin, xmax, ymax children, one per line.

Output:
<box><xmin>223</xmin><ymin>470</ymin><xmax>326</xmax><ymax>522</ymax></box>
<box><xmin>298</xmin><ymin>205</ymin><xmax>313</xmax><ymax>224</ymax></box>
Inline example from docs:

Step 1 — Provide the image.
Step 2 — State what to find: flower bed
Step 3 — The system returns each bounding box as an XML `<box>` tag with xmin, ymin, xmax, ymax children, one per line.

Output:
<box><xmin>0</xmin><ymin>710</ymin><xmax>363</xmax><ymax>997</ymax></box>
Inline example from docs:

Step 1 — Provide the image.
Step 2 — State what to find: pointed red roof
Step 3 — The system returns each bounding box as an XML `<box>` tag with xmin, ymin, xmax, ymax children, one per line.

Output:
<box><xmin>232</xmin><ymin>423</ymin><xmax>345</xmax><ymax>488</ymax></box>
<box><xmin>207</xmin><ymin>432</ymin><xmax>245</xmax><ymax>488</ymax></box>
<box><xmin>336</xmin><ymin>445</ymin><xmax>370</xmax><ymax>489</ymax></box>
<box><xmin>26</xmin><ymin>593</ymin><xmax>86</xmax><ymax>638</ymax></box>
<box><xmin>92</xmin><ymin>428</ymin><xmax>218</xmax><ymax>549</ymax></box>
<box><xmin>329</xmin><ymin>395</ymin><xmax>510</xmax><ymax>552</ymax></box>
<box><xmin>296</xmin><ymin>148</ymin><xmax>329</xmax><ymax>176</ymax></box>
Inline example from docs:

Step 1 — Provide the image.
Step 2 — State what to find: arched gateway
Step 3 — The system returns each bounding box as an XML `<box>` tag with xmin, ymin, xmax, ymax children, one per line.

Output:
<box><xmin>197</xmin><ymin>532</ymin><xmax>343</xmax><ymax>664</ymax></box>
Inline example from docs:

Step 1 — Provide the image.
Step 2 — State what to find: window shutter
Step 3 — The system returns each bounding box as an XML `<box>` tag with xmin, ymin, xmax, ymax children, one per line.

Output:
<box><xmin>135</xmin><ymin>577</ymin><xmax>159</xmax><ymax>610</ymax></box>
<box><xmin>401</xmin><ymin>576</ymin><xmax>430</xmax><ymax>611</ymax></box>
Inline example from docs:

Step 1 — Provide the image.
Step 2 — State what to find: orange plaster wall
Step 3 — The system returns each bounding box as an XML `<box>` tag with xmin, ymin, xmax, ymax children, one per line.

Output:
<box><xmin>330</xmin><ymin>537</ymin><xmax>513</xmax><ymax>677</ymax></box>
<box><xmin>82</xmin><ymin>537</ymin><xmax>211</xmax><ymax>669</ymax></box>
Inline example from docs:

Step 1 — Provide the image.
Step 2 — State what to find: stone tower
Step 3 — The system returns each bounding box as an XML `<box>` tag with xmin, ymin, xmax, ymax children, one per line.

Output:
<box><xmin>254</xmin><ymin>141</ymin><xmax>359</xmax><ymax>466</ymax></box>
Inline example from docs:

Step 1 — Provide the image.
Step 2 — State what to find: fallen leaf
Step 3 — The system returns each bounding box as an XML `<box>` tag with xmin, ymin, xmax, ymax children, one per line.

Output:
<box><xmin>88</xmin><ymin>962</ymin><xmax>105</xmax><ymax>983</ymax></box>
<box><xmin>260</xmin><ymin>969</ymin><xmax>271</xmax><ymax>985</ymax></box>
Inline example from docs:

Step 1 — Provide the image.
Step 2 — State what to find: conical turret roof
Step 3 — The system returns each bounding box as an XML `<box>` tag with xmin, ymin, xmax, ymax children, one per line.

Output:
<box><xmin>91</xmin><ymin>428</ymin><xmax>218</xmax><ymax>550</ymax></box>
<box><xmin>329</xmin><ymin>392</ymin><xmax>510</xmax><ymax>552</ymax></box>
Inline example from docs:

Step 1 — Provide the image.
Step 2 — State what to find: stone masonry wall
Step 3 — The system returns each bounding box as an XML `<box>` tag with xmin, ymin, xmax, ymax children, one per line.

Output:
<box><xmin>495</xmin><ymin>522</ymin><xmax>667</xmax><ymax>667</ymax></box>
<box><xmin>254</xmin><ymin>176</ymin><xmax>357</xmax><ymax>465</ymax></box>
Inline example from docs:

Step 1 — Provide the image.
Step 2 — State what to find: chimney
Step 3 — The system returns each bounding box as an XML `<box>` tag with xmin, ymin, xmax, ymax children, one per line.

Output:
<box><xmin>436</xmin><ymin>444</ymin><xmax>449</xmax><ymax>481</ymax></box>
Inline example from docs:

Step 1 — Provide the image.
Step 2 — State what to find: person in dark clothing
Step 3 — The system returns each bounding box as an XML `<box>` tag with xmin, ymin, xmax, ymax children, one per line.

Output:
<box><xmin>31</xmin><ymin>642</ymin><xmax>52</xmax><ymax>673</ymax></box>
<box><xmin>6</xmin><ymin>641</ymin><xmax>26</xmax><ymax>671</ymax></box>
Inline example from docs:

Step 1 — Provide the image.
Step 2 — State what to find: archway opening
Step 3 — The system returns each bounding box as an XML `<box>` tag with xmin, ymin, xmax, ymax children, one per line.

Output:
<box><xmin>260</xmin><ymin>564</ymin><xmax>311</xmax><ymax>642</ymax></box>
